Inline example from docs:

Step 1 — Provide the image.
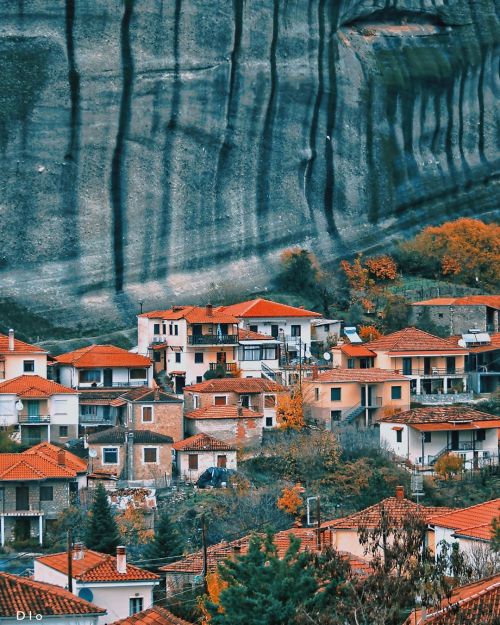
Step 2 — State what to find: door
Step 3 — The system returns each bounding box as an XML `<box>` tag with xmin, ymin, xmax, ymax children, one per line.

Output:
<box><xmin>402</xmin><ymin>358</ymin><xmax>412</xmax><ymax>375</ymax></box>
<box><xmin>271</xmin><ymin>324</ymin><xmax>279</xmax><ymax>338</ymax></box>
<box><xmin>216</xmin><ymin>352</ymin><xmax>226</xmax><ymax>364</ymax></box>
<box><xmin>192</xmin><ymin>324</ymin><xmax>202</xmax><ymax>336</ymax></box>
<box><xmin>451</xmin><ymin>431</ymin><xmax>459</xmax><ymax>450</ymax></box>
<box><xmin>27</xmin><ymin>400</ymin><xmax>39</xmax><ymax>422</ymax></box>
<box><xmin>217</xmin><ymin>455</ymin><xmax>227</xmax><ymax>468</ymax></box>
<box><xmin>424</xmin><ymin>358</ymin><xmax>431</xmax><ymax>375</ymax></box>
<box><xmin>446</xmin><ymin>357</ymin><xmax>456</xmax><ymax>374</ymax></box>
<box><xmin>103</xmin><ymin>368</ymin><xmax>113</xmax><ymax>386</ymax></box>
<box><xmin>16</xmin><ymin>486</ymin><xmax>29</xmax><ymax>511</ymax></box>
<box><xmin>14</xmin><ymin>518</ymin><xmax>30</xmax><ymax>542</ymax></box>
<box><xmin>175</xmin><ymin>376</ymin><xmax>185</xmax><ymax>394</ymax></box>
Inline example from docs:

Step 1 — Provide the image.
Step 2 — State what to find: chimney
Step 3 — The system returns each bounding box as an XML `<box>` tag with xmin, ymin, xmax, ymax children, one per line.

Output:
<box><xmin>395</xmin><ymin>486</ymin><xmax>404</xmax><ymax>500</ymax></box>
<box><xmin>206</xmin><ymin>303</ymin><xmax>213</xmax><ymax>317</ymax></box>
<box><xmin>231</xmin><ymin>544</ymin><xmax>242</xmax><ymax>561</ymax></box>
<box><xmin>153</xmin><ymin>388</ymin><xmax>159</xmax><ymax>401</ymax></box>
<box><xmin>311</xmin><ymin>366</ymin><xmax>318</xmax><ymax>380</ymax></box>
<box><xmin>237</xmin><ymin>405</ymin><xmax>242</xmax><ymax>417</ymax></box>
<box><xmin>8</xmin><ymin>329</ymin><xmax>14</xmax><ymax>351</ymax></box>
<box><xmin>57</xmin><ymin>448</ymin><xmax>65</xmax><ymax>466</ymax></box>
<box><xmin>73</xmin><ymin>542</ymin><xmax>84</xmax><ymax>560</ymax></box>
<box><xmin>116</xmin><ymin>546</ymin><xmax>127</xmax><ymax>574</ymax></box>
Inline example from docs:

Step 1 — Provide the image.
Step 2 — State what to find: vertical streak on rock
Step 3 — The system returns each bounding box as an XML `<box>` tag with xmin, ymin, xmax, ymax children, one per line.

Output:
<box><xmin>110</xmin><ymin>0</ymin><xmax>134</xmax><ymax>292</ymax></box>
<box><xmin>158</xmin><ymin>0</ymin><xmax>182</xmax><ymax>279</ymax></box>
<box><xmin>477</xmin><ymin>51</ymin><xmax>487</xmax><ymax>166</ymax></box>
<box><xmin>430</xmin><ymin>92</ymin><xmax>444</xmax><ymax>179</ymax></box>
<box><xmin>445</xmin><ymin>82</ymin><xmax>457</xmax><ymax>181</ymax></box>
<box><xmin>366</xmin><ymin>80</ymin><xmax>378</xmax><ymax>224</ymax></box>
<box><xmin>304</xmin><ymin>0</ymin><xmax>325</xmax><ymax>209</ymax></box>
<box><xmin>256</xmin><ymin>0</ymin><xmax>279</xmax><ymax>217</ymax></box>
<box><xmin>457</xmin><ymin>68</ymin><xmax>471</xmax><ymax>180</ymax></box>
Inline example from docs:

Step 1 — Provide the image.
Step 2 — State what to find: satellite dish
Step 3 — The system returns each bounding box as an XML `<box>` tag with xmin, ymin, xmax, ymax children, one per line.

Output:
<box><xmin>305</xmin><ymin>349</ymin><xmax>312</xmax><ymax>358</ymax></box>
<box><xmin>457</xmin><ymin>339</ymin><xmax>466</xmax><ymax>348</ymax></box>
<box><xmin>15</xmin><ymin>401</ymin><xmax>23</xmax><ymax>412</ymax></box>
<box><xmin>88</xmin><ymin>449</ymin><xmax>97</xmax><ymax>458</ymax></box>
<box><xmin>323</xmin><ymin>352</ymin><xmax>331</xmax><ymax>361</ymax></box>
<box><xmin>78</xmin><ymin>588</ymin><xmax>94</xmax><ymax>602</ymax></box>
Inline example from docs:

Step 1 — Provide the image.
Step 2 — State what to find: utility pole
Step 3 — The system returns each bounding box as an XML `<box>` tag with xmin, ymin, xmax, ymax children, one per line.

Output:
<box><xmin>298</xmin><ymin>337</ymin><xmax>302</xmax><ymax>392</ymax></box>
<box><xmin>316</xmin><ymin>496</ymin><xmax>321</xmax><ymax>551</ymax></box>
<box><xmin>201</xmin><ymin>514</ymin><xmax>208</xmax><ymax>595</ymax></box>
<box><xmin>67</xmin><ymin>529</ymin><xmax>73</xmax><ymax>593</ymax></box>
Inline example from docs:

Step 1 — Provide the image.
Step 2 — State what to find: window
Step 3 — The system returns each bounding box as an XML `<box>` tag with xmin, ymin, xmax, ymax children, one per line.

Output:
<box><xmin>424</xmin><ymin>432</ymin><xmax>432</xmax><ymax>443</ymax></box>
<box><xmin>153</xmin><ymin>351</ymin><xmax>161</xmax><ymax>363</ymax></box>
<box><xmin>79</xmin><ymin>369</ymin><xmax>101</xmax><ymax>383</ymax></box>
<box><xmin>130</xmin><ymin>598</ymin><xmax>143</xmax><ymax>616</ymax></box>
<box><xmin>314</xmin><ymin>388</ymin><xmax>320</xmax><ymax>401</ymax></box>
<box><xmin>196</xmin><ymin>376</ymin><xmax>203</xmax><ymax>384</ymax></box>
<box><xmin>347</xmin><ymin>358</ymin><xmax>355</xmax><ymax>369</ymax></box>
<box><xmin>142</xmin><ymin>406</ymin><xmax>153</xmax><ymax>423</ymax></box>
<box><xmin>23</xmin><ymin>360</ymin><xmax>35</xmax><ymax>373</ymax></box>
<box><xmin>162</xmin><ymin>324</ymin><xmax>167</xmax><ymax>334</ymax></box>
<box><xmin>153</xmin><ymin>323</ymin><xmax>160</xmax><ymax>334</ymax></box>
<box><xmin>59</xmin><ymin>426</ymin><xmax>68</xmax><ymax>438</ymax></box>
<box><xmin>214</xmin><ymin>396</ymin><xmax>227</xmax><ymax>406</ymax></box>
<box><xmin>174</xmin><ymin>325</ymin><xmax>179</xmax><ymax>336</ymax></box>
<box><xmin>240</xmin><ymin>395</ymin><xmax>250</xmax><ymax>408</ymax></box>
<box><xmin>40</xmin><ymin>486</ymin><xmax>53</xmax><ymax>501</ymax></box>
<box><xmin>391</xmin><ymin>386</ymin><xmax>402</xmax><ymax>400</ymax></box>
<box><xmin>103</xmin><ymin>448</ymin><xmax>118</xmax><ymax>464</ymax></box>
<box><xmin>81</xmin><ymin>405</ymin><xmax>98</xmax><ymax>416</ymax></box>
<box><xmin>331</xmin><ymin>410</ymin><xmax>341</xmax><ymax>422</ymax></box>
<box><xmin>261</xmin><ymin>346</ymin><xmax>277</xmax><ymax>360</ymax></box>
<box><xmin>476</xmin><ymin>429</ymin><xmax>486</xmax><ymax>442</ymax></box>
<box><xmin>396</xmin><ymin>430</ymin><xmax>402</xmax><ymax>443</ymax></box>
<box><xmin>143</xmin><ymin>447</ymin><xmax>158</xmax><ymax>463</ymax></box>
<box><xmin>446</xmin><ymin>357</ymin><xmax>456</xmax><ymax>375</ymax></box>
<box><xmin>264</xmin><ymin>395</ymin><xmax>276</xmax><ymax>408</ymax></box>
<box><xmin>194</xmin><ymin>352</ymin><xmax>204</xmax><ymax>364</ymax></box>
<box><xmin>193</xmin><ymin>394</ymin><xmax>200</xmax><ymax>408</ymax></box>
<box><xmin>291</xmin><ymin>325</ymin><xmax>301</xmax><ymax>337</ymax></box>
<box><xmin>249</xmin><ymin>325</ymin><xmax>258</xmax><ymax>332</ymax></box>
<box><xmin>402</xmin><ymin>358</ymin><xmax>412</xmax><ymax>376</ymax></box>
<box><xmin>323</xmin><ymin>324</ymin><xmax>330</xmax><ymax>332</ymax></box>
<box><xmin>188</xmin><ymin>454</ymin><xmax>198</xmax><ymax>470</ymax></box>
<box><xmin>238</xmin><ymin>346</ymin><xmax>260</xmax><ymax>361</ymax></box>
<box><xmin>169</xmin><ymin>324</ymin><xmax>173</xmax><ymax>335</ymax></box>
<box><xmin>331</xmin><ymin>388</ymin><xmax>341</xmax><ymax>401</ymax></box>
<box><xmin>217</xmin><ymin>455</ymin><xmax>227</xmax><ymax>468</ymax></box>
<box><xmin>271</xmin><ymin>324</ymin><xmax>279</xmax><ymax>338</ymax></box>
<box><xmin>266</xmin><ymin>416</ymin><xmax>273</xmax><ymax>427</ymax></box>
<box><xmin>175</xmin><ymin>352</ymin><xmax>181</xmax><ymax>363</ymax></box>
<box><xmin>54</xmin><ymin>399</ymin><xmax>68</xmax><ymax>415</ymax></box>
<box><xmin>438</xmin><ymin>313</ymin><xmax>444</xmax><ymax>318</ymax></box>
<box><xmin>130</xmin><ymin>368</ymin><xmax>147</xmax><ymax>380</ymax></box>
<box><xmin>219</xmin><ymin>324</ymin><xmax>228</xmax><ymax>335</ymax></box>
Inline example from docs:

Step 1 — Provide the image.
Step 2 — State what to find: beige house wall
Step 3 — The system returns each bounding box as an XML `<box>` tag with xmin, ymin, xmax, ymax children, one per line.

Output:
<box><xmin>185</xmin><ymin>416</ymin><xmax>264</xmax><ymax>446</ymax></box>
<box><xmin>129</xmin><ymin>402</ymin><xmax>183</xmax><ymax>442</ymax></box>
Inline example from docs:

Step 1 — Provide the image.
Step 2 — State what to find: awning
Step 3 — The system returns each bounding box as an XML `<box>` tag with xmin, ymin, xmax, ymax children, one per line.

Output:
<box><xmin>411</xmin><ymin>420</ymin><xmax>500</xmax><ymax>432</ymax></box>
<box><xmin>392</xmin><ymin>426</ymin><xmax>404</xmax><ymax>431</ymax></box>
<box><xmin>151</xmin><ymin>343</ymin><xmax>168</xmax><ymax>351</ymax></box>
<box><xmin>169</xmin><ymin>346</ymin><xmax>183</xmax><ymax>352</ymax></box>
<box><xmin>170</xmin><ymin>371</ymin><xmax>186</xmax><ymax>376</ymax></box>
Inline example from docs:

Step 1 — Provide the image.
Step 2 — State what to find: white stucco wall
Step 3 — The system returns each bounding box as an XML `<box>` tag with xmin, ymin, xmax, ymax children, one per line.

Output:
<box><xmin>3</xmin><ymin>353</ymin><xmax>48</xmax><ymax>381</ymax></box>
<box><xmin>177</xmin><ymin>449</ymin><xmax>237</xmax><ymax>481</ymax></box>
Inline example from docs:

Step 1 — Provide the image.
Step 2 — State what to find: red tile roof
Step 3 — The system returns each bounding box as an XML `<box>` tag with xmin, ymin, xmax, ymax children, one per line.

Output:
<box><xmin>454</xmin><ymin>523</ymin><xmax>495</xmax><ymax>541</ymax></box>
<box><xmin>0</xmin><ymin>333</ymin><xmax>47</xmax><ymax>354</ymax></box>
<box><xmin>184</xmin><ymin>378</ymin><xmax>287</xmax><ymax>393</ymax></box>
<box><xmin>55</xmin><ymin>345</ymin><xmax>152</xmax><ymax>368</ymax></box>
<box><xmin>0</xmin><ymin>375</ymin><xmax>76</xmax><ymax>397</ymax></box>
<box><xmin>238</xmin><ymin>328</ymin><xmax>275</xmax><ymax>341</ymax></box>
<box><xmin>23</xmin><ymin>442</ymin><xmax>87</xmax><ymax>473</ymax></box>
<box><xmin>338</xmin><ymin>344</ymin><xmax>376</xmax><ymax>357</ymax></box>
<box><xmin>404</xmin><ymin>574</ymin><xmax>500</xmax><ymax>625</ymax></box>
<box><xmin>412</xmin><ymin>295</ymin><xmax>500</xmax><ymax>309</ymax></box>
<box><xmin>428</xmin><ymin>499</ymin><xmax>499</xmax><ymax>537</ymax></box>
<box><xmin>379</xmin><ymin>406</ymin><xmax>500</xmax><ymax>425</ymax></box>
<box><xmin>109</xmin><ymin>605</ymin><xmax>193</xmax><ymax>625</ymax></box>
<box><xmin>310</xmin><ymin>368</ymin><xmax>409</xmax><ymax>384</ymax></box>
<box><xmin>218</xmin><ymin>298</ymin><xmax>322</xmax><ymax>318</ymax></box>
<box><xmin>449</xmin><ymin>332</ymin><xmax>500</xmax><ymax>353</ymax></box>
<box><xmin>364</xmin><ymin>327</ymin><xmax>466</xmax><ymax>353</ymax></box>
<box><xmin>138</xmin><ymin>306</ymin><xmax>239</xmax><ymax>324</ymax></box>
<box><xmin>37</xmin><ymin>548</ymin><xmax>159</xmax><ymax>583</ymax></box>
<box><xmin>116</xmin><ymin>387</ymin><xmax>182</xmax><ymax>403</ymax></box>
<box><xmin>173</xmin><ymin>433</ymin><xmax>237</xmax><ymax>452</ymax></box>
<box><xmin>0</xmin><ymin>453</ymin><xmax>78</xmax><ymax>481</ymax></box>
<box><xmin>185</xmin><ymin>405</ymin><xmax>263</xmax><ymax>420</ymax></box>
<box><xmin>0</xmin><ymin>572</ymin><xmax>105</xmax><ymax>617</ymax></box>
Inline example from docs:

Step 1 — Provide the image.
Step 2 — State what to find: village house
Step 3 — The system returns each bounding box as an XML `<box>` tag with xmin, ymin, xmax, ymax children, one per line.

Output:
<box><xmin>237</xmin><ymin>328</ymin><xmax>281</xmax><ymax>379</ymax></box>
<box><xmin>184</xmin><ymin>405</ymin><xmax>264</xmax><ymax>447</ymax></box>
<box><xmin>331</xmin><ymin>343</ymin><xmax>376</xmax><ymax>369</ymax></box>
<box><xmin>173</xmin><ymin>433</ymin><xmax>237</xmax><ymax>481</ymax></box>
<box><xmin>87</xmin><ymin>426</ymin><xmax>173</xmax><ymax>486</ymax></box>
<box><xmin>0</xmin><ymin>446</ymin><xmax>82</xmax><ymax>545</ymax></box>
<box><xmin>364</xmin><ymin>327</ymin><xmax>470</xmax><ymax>404</ymax></box>
<box><xmin>311</xmin><ymin>318</ymin><xmax>342</xmax><ymax>350</ymax></box>
<box><xmin>449</xmin><ymin>330</ymin><xmax>500</xmax><ymax>394</ymax></box>
<box><xmin>0</xmin><ymin>572</ymin><xmax>106</xmax><ymax>625</ymax></box>
<box><xmin>0</xmin><ymin>330</ymin><xmax>48</xmax><ymax>382</ymax></box>
<box><xmin>108</xmin><ymin>606</ymin><xmax>193</xmax><ymax>625</ymax></box>
<box><xmin>0</xmin><ymin>375</ymin><xmax>79</xmax><ymax>445</ymax></box>
<box><xmin>411</xmin><ymin>295</ymin><xmax>500</xmax><ymax>335</ymax></box>
<box><xmin>427</xmin><ymin>498</ymin><xmax>500</xmax><ymax>563</ymax></box>
<box><xmin>183</xmin><ymin>377</ymin><xmax>288</xmax><ymax>429</ymax></box>
<box><xmin>403</xmin><ymin>574</ymin><xmax>500</xmax><ymax>625</ymax></box>
<box><xmin>302</xmin><ymin>368</ymin><xmax>411</xmax><ymax>428</ymax></box>
<box><xmin>35</xmin><ymin>544</ymin><xmax>159</xmax><ymax>625</ymax></box>
<box><xmin>321</xmin><ymin>486</ymin><xmax>454</xmax><ymax>561</ymax></box>
<box><xmin>23</xmin><ymin>442</ymin><xmax>88</xmax><ymax>490</ymax></box>
<box><xmin>137</xmin><ymin>305</ymin><xmax>240</xmax><ymax>392</ymax></box>
<box><xmin>379</xmin><ymin>406</ymin><xmax>500</xmax><ymax>470</ymax></box>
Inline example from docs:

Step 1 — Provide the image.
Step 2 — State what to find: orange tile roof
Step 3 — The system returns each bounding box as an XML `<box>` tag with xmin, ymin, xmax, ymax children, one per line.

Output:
<box><xmin>55</xmin><ymin>345</ymin><xmax>152</xmax><ymax>368</ymax></box>
<box><xmin>238</xmin><ymin>328</ymin><xmax>275</xmax><ymax>341</ymax></box>
<box><xmin>0</xmin><ymin>333</ymin><xmax>47</xmax><ymax>354</ymax></box>
<box><xmin>173</xmin><ymin>433</ymin><xmax>237</xmax><ymax>451</ymax></box>
<box><xmin>428</xmin><ymin>499</ymin><xmax>500</xmax><ymax>535</ymax></box>
<box><xmin>138</xmin><ymin>306</ymin><xmax>239</xmax><ymax>324</ymax></box>
<box><xmin>338</xmin><ymin>344</ymin><xmax>376</xmax><ymax>357</ymax></box>
<box><xmin>379</xmin><ymin>406</ymin><xmax>499</xmax><ymax>425</ymax></box>
<box><xmin>37</xmin><ymin>548</ymin><xmax>159</xmax><ymax>583</ymax></box>
<box><xmin>0</xmin><ymin>375</ymin><xmax>76</xmax><ymax>397</ymax></box>
<box><xmin>0</xmin><ymin>572</ymin><xmax>105</xmax><ymax>617</ymax></box>
<box><xmin>404</xmin><ymin>574</ymin><xmax>500</xmax><ymax>625</ymax></box>
<box><xmin>184</xmin><ymin>378</ymin><xmax>287</xmax><ymax>393</ymax></box>
<box><xmin>109</xmin><ymin>606</ymin><xmax>193</xmax><ymax>625</ymax></box>
<box><xmin>218</xmin><ymin>298</ymin><xmax>322</xmax><ymax>318</ymax></box>
<box><xmin>310</xmin><ymin>368</ymin><xmax>409</xmax><ymax>383</ymax></box>
<box><xmin>23</xmin><ymin>442</ymin><xmax>87</xmax><ymax>473</ymax></box>
<box><xmin>454</xmin><ymin>523</ymin><xmax>494</xmax><ymax>541</ymax></box>
<box><xmin>364</xmin><ymin>327</ymin><xmax>466</xmax><ymax>353</ymax></box>
<box><xmin>411</xmin><ymin>420</ymin><xmax>500</xmax><ymax>432</ymax></box>
<box><xmin>0</xmin><ymin>453</ymin><xmax>78</xmax><ymax>481</ymax></box>
<box><xmin>413</xmin><ymin>295</ymin><xmax>500</xmax><ymax>309</ymax></box>
<box><xmin>185</xmin><ymin>405</ymin><xmax>263</xmax><ymax>420</ymax></box>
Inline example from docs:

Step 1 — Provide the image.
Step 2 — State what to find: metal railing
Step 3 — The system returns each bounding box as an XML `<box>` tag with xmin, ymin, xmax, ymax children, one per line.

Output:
<box><xmin>188</xmin><ymin>334</ymin><xmax>238</xmax><ymax>345</ymax></box>
<box><xmin>428</xmin><ymin>441</ymin><xmax>484</xmax><ymax>464</ymax></box>
<box><xmin>400</xmin><ymin>368</ymin><xmax>465</xmax><ymax>376</ymax></box>
<box><xmin>79</xmin><ymin>414</ymin><xmax>115</xmax><ymax>424</ymax></box>
<box><xmin>209</xmin><ymin>362</ymin><xmax>238</xmax><ymax>373</ymax></box>
<box><xmin>18</xmin><ymin>415</ymin><xmax>50</xmax><ymax>424</ymax></box>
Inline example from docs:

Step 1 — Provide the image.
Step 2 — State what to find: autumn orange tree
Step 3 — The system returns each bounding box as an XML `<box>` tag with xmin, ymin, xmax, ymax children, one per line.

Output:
<box><xmin>276</xmin><ymin>390</ymin><xmax>305</xmax><ymax>431</ymax></box>
<box><xmin>116</xmin><ymin>505</ymin><xmax>154</xmax><ymax>547</ymax></box>
<box><xmin>435</xmin><ymin>453</ymin><xmax>464</xmax><ymax>480</ymax></box>
<box><xmin>277</xmin><ymin>484</ymin><xmax>304</xmax><ymax>516</ymax></box>
<box><xmin>398</xmin><ymin>218</ymin><xmax>500</xmax><ymax>291</ymax></box>
<box><xmin>359</xmin><ymin>325</ymin><xmax>382</xmax><ymax>342</ymax></box>
<box><xmin>341</xmin><ymin>254</ymin><xmax>399</xmax><ymax>311</ymax></box>
<box><xmin>199</xmin><ymin>571</ymin><xmax>228</xmax><ymax>624</ymax></box>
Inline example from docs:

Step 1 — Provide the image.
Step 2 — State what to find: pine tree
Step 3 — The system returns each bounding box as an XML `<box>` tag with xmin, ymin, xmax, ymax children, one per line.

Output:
<box><xmin>143</xmin><ymin>508</ymin><xmax>184</xmax><ymax>565</ymax></box>
<box><xmin>85</xmin><ymin>483</ymin><xmax>120</xmax><ymax>554</ymax></box>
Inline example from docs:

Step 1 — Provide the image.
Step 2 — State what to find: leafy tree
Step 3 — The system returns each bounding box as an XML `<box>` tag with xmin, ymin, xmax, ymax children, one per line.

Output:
<box><xmin>277</xmin><ymin>248</ymin><xmax>322</xmax><ymax>296</ymax></box>
<box><xmin>434</xmin><ymin>453</ymin><xmax>464</xmax><ymax>480</ymax></box>
<box><xmin>85</xmin><ymin>483</ymin><xmax>120</xmax><ymax>554</ymax></box>
<box><xmin>204</xmin><ymin>364</ymin><xmax>227</xmax><ymax>380</ymax></box>
<box><xmin>382</xmin><ymin>295</ymin><xmax>411</xmax><ymax>332</ymax></box>
<box><xmin>204</xmin><ymin>533</ymin><xmax>318</xmax><ymax>625</ymax></box>
<box><xmin>277</xmin><ymin>484</ymin><xmax>304</xmax><ymax>516</ymax></box>
<box><xmin>358</xmin><ymin>325</ymin><xmax>382</xmax><ymax>342</ymax></box>
<box><xmin>341</xmin><ymin>254</ymin><xmax>399</xmax><ymax>311</ymax></box>
<box><xmin>276</xmin><ymin>390</ymin><xmax>305</xmax><ymax>431</ymax></box>
<box><xmin>0</xmin><ymin>428</ymin><xmax>22</xmax><ymax>452</ymax></box>
<box><xmin>143</xmin><ymin>508</ymin><xmax>184</xmax><ymax>565</ymax></box>
<box><xmin>347</xmin><ymin>302</ymin><xmax>364</xmax><ymax>326</ymax></box>
<box><xmin>116</xmin><ymin>505</ymin><xmax>154</xmax><ymax>557</ymax></box>
<box><xmin>46</xmin><ymin>506</ymin><xmax>87</xmax><ymax>549</ymax></box>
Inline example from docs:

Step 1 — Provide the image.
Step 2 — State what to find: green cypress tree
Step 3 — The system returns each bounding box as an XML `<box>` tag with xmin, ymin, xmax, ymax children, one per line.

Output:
<box><xmin>85</xmin><ymin>483</ymin><xmax>120</xmax><ymax>554</ymax></box>
<box><xmin>143</xmin><ymin>508</ymin><xmax>184</xmax><ymax>564</ymax></box>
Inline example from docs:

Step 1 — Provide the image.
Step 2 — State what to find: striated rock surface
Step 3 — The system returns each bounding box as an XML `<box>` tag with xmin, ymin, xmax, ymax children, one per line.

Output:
<box><xmin>0</xmin><ymin>0</ymin><xmax>498</xmax><ymax>331</ymax></box>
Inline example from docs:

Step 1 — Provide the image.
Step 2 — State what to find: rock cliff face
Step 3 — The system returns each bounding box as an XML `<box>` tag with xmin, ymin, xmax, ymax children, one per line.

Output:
<box><xmin>0</xmin><ymin>0</ymin><xmax>498</xmax><ymax>329</ymax></box>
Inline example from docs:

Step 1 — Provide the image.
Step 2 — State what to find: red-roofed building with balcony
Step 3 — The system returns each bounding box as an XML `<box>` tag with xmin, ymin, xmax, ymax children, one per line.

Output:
<box><xmin>379</xmin><ymin>406</ymin><xmax>500</xmax><ymax>469</ymax></box>
<box><xmin>35</xmin><ymin>544</ymin><xmax>159</xmax><ymax>625</ymax></box>
<box><xmin>0</xmin><ymin>329</ymin><xmax>49</xmax><ymax>382</ymax></box>
<box><xmin>173</xmin><ymin>433</ymin><xmax>237</xmax><ymax>481</ymax></box>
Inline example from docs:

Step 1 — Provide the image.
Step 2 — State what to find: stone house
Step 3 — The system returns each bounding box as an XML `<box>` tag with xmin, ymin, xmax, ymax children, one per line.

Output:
<box><xmin>0</xmin><ymin>329</ymin><xmax>48</xmax><ymax>382</ymax></box>
<box><xmin>411</xmin><ymin>295</ymin><xmax>500</xmax><ymax>335</ymax></box>
<box><xmin>173</xmin><ymin>433</ymin><xmax>237</xmax><ymax>482</ymax></box>
<box><xmin>87</xmin><ymin>426</ymin><xmax>172</xmax><ymax>486</ymax></box>
<box><xmin>184</xmin><ymin>405</ymin><xmax>264</xmax><ymax>446</ymax></box>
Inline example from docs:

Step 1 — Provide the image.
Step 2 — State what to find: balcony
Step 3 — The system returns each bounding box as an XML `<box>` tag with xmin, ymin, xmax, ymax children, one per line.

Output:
<box><xmin>79</xmin><ymin>414</ymin><xmax>115</xmax><ymax>425</ymax></box>
<box><xmin>188</xmin><ymin>334</ymin><xmax>238</xmax><ymax>346</ymax></box>
<box><xmin>18</xmin><ymin>414</ymin><xmax>50</xmax><ymax>424</ymax></box>
<box><xmin>400</xmin><ymin>368</ymin><xmax>465</xmax><ymax>377</ymax></box>
<box><xmin>209</xmin><ymin>362</ymin><xmax>238</xmax><ymax>374</ymax></box>
<box><xmin>362</xmin><ymin>396</ymin><xmax>383</xmax><ymax>409</ymax></box>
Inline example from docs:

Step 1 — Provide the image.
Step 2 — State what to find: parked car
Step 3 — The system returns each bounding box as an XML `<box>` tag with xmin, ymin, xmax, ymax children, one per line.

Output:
<box><xmin>196</xmin><ymin>467</ymin><xmax>236</xmax><ymax>488</ymax></box>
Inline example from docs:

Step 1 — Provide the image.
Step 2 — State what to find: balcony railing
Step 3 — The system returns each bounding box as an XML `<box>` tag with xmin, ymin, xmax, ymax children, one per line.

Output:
<box><xmin>78</xmin><ymin>381</ymin><xmax>146</xmax><ymax>389</ymax></box>
<box><xmin>18</xmin><ymin>415</ymin><xmax>50</xmax><ymax>424</ymax></box>
<box><xmin>79</xmin><ymin>414</ymin><xmax>115</xmax><ymax>424</ymax></box>
<box><xmin>188</xmin><ymin>334</ymin><xmax>238</xmax><ymax>346</ymax></box>
<box><xmin>209</xmin><ymin>362</ymin><xmax>238</xmax><ymax>373</ymax></box>
<box><xmin>399</xmin><ymin>368</ymin><xmax>465</xmax><ymax>377</ymax></box>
